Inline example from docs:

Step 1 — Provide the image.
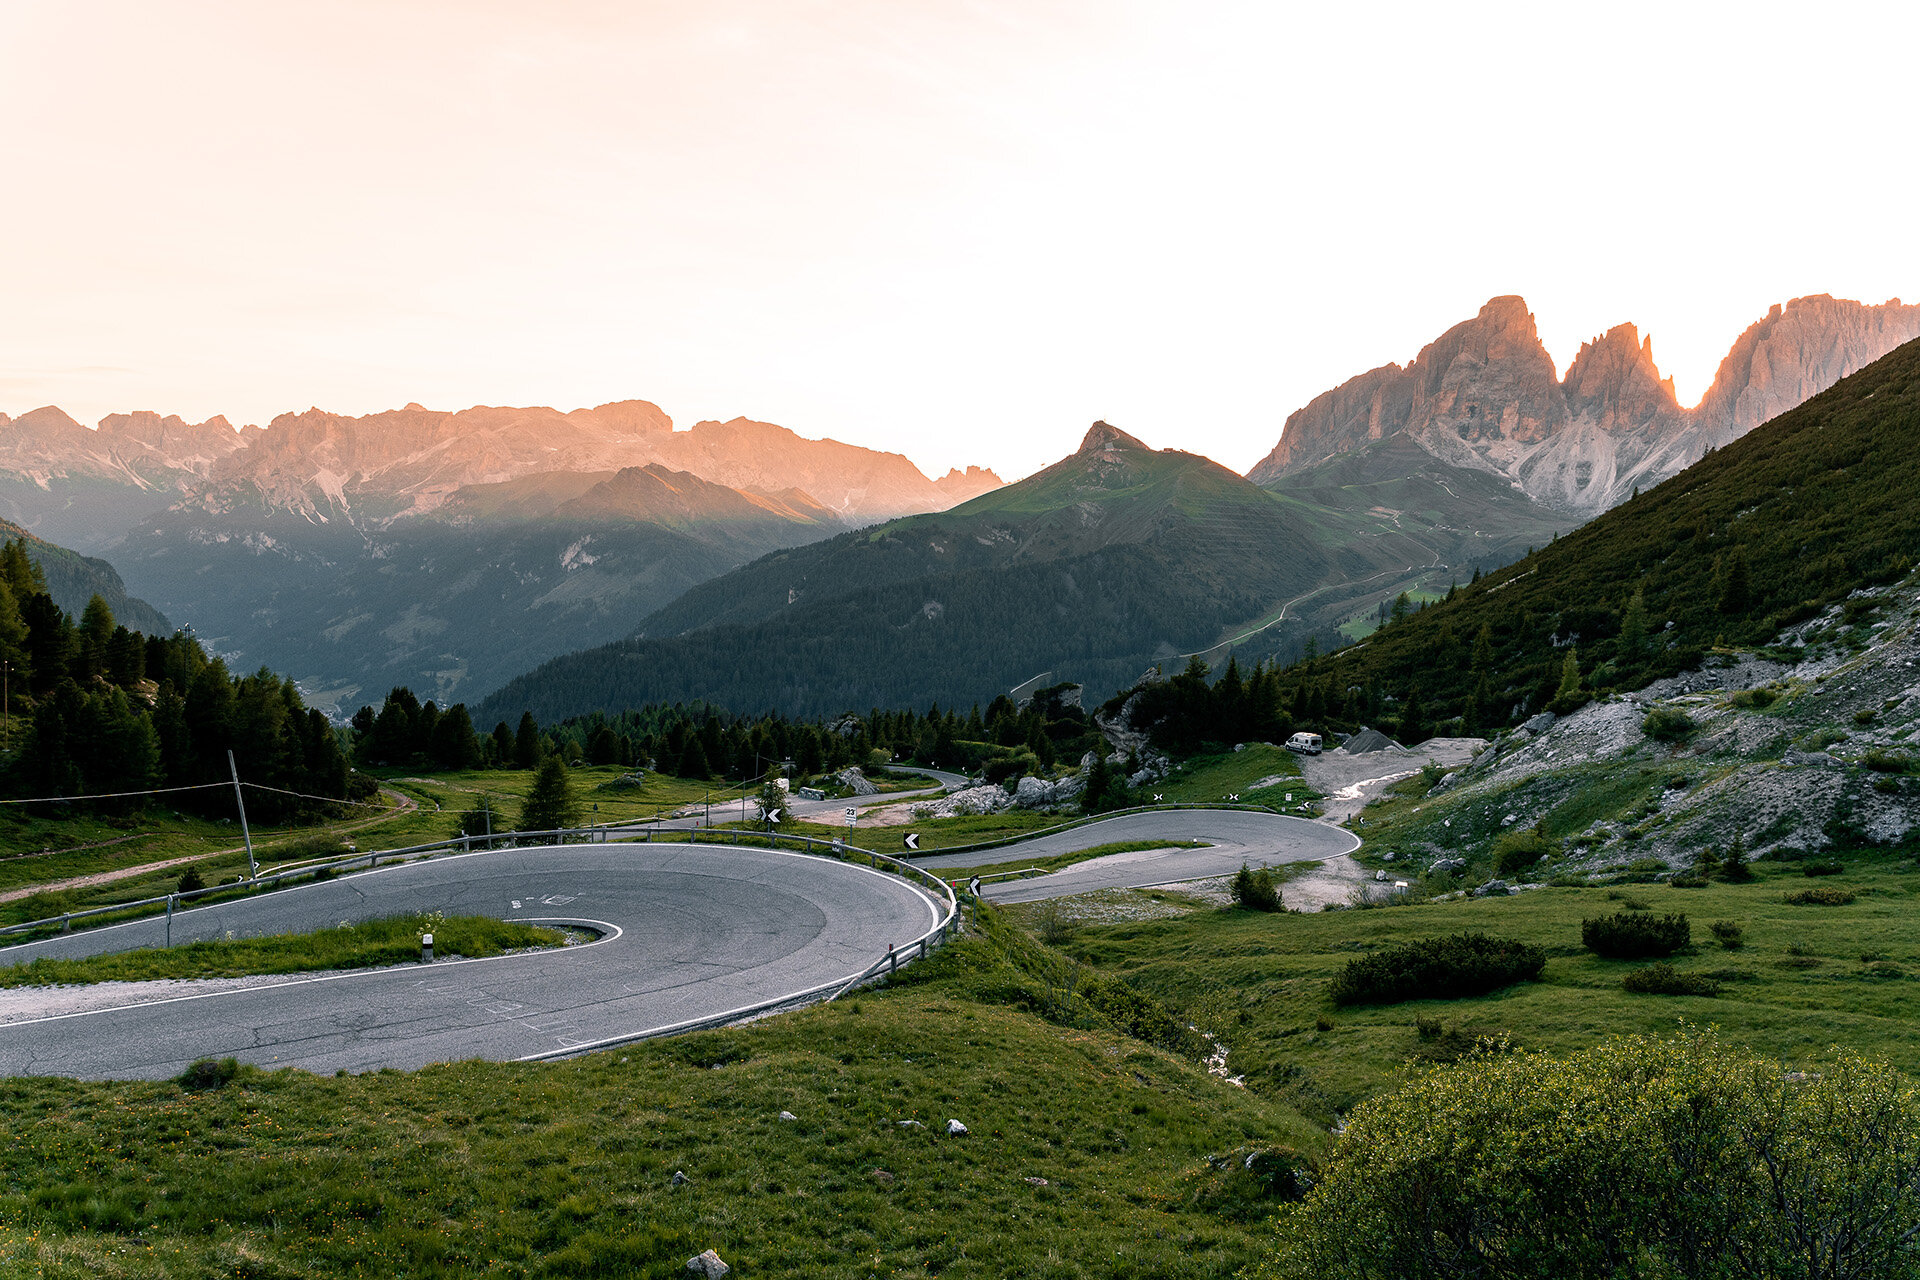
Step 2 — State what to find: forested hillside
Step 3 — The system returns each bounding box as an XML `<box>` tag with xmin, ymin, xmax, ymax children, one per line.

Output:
<box><xmin>0</xmin><ymin>538</ymin><xmax>363</xmax><ymax>820</ymax></box>
<box><xmin>1223</xmin><ymin>334</ymin><xmax>1920</xmax><ymax>738</ymax></box>
<box><xmin>0</xmin><ymin>516</ymin><xmax>168</xmax><ymax>635</ymax></box>
<box><xmin>475</xmin><ymin>423</ymin><xmax>1424</xmax><ymax>723</ymax></box>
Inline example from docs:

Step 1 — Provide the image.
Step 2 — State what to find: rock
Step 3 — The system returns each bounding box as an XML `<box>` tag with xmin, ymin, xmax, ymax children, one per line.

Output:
<box><xmin>946</xmin><ymin>1119</ymin><xmax>969</xmax><ymax>1137</ymax></box>
<box><xmin>1429</xmin><ymin>857</ymin><xmax>1467</xmax><ymax>875</ymax></box>
<box><xmin>1520</xmin><ymin>712</ymin><xmax>1557</xmax><ymax>735</ymax></box>
<box><xmin>778</xmin><ymin>1111</ymin><xmax>797</xmax><ymax>1122</ymax></box>
<box><xmin>1080</xmin><ymin>751</ymin><xmax>1100</xmax><ymax>771</ymax></box>
<box><xmin>685</xmin><ymin>1249</ymin><xmax>729</xmax><ymax>1278</ymax></box>
<box><xmin>1380</xmin><ymin>852</ymin><xmax>1397</xmax><ymax>862</ymax></box>
<box><xmin>1052</xmin><ymin>773</ymin><xmax>1086</xmax><ymax>800</ymax></box>
<box><xmin>1013</xmin><ymin>776</ymin><xmax>1055</xmax><ymax>809</ymax></box>
<box><xmin>1472</xmin><ymin>879</ymin><xmax>1511</xmax><ymax>897</ymax></box>
<box><xmin>1024</xmin><ymin>1176</ymin><xmax>1049</xmax><ymax>1186</ymax></box>
<box><xmin>897</xmin><ymin>1119</ymin><xmax>926</xmax><ymax>1129</ymax></box>
<box><xmin>871</xmin><ymin>1169</ymin><xmax>895</xmax><ymax>1185</ymax></box>
<box><xmin>1373</xmin><ymin>870</ymin><xmax>1389</xmax><ymax>882</ymax></box>
<box><xmin>912</xmin><ymin>785</ymin><xmax>1012</xmax><ymax>818</ymax></box>
<box><xmin>671</xmin><ymin>1170</ymin><xmax>691</xmax><ymax>1187</ymax></box>
<box><xmin>834</xmin><ymin>767</ymin><xmax>878</xmax><ymax>796</ymax></box>
<box><xmin>1501</xmin><ymin>813</ymin><xmax>1520</xmax><ymax>826</ymax></box>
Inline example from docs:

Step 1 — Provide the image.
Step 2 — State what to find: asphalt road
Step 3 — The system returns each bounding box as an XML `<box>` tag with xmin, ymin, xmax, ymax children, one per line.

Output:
<box><xmin>913</xmin><ymin>809</ymin><xmax>1359</xmax><ymax>903</ymax></box>
<box><xmin>0</xmin><ymin>842</ymin><xmax>941</xmax><ymax>1080</ymax></box>
<box><xmin>652</xmin><ymin>768</ymin><xmax>969</xmax><ymax>830</ymax></box>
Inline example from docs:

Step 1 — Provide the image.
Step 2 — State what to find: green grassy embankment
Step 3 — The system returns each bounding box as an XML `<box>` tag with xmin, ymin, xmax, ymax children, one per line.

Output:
<box><xmin>0</xmin><ymin>915</ymin><xmax>568</xmax><ymax>987</ymax></box>
<box><xmin>0</xmin><ymin>915</ymin><xmax>1314</xmax><ymax>1280</ymax></box>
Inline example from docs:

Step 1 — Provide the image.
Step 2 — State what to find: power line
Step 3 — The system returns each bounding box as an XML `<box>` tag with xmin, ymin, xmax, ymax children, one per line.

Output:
<box><xmin>0</xmin><ymin>782</ymin><xmax>228</xmax><ymax>806</ymax></box>
<box><xmin>239</xmin><ymin>781</ymin><xmax>402</xmax><ymax>810</ymax></box>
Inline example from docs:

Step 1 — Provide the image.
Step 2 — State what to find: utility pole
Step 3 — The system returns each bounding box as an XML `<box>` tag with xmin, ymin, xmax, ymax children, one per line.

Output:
<box><xmin>228</xmin><ymin>749</ymin><xmax>257</xmax><ymax>881</ymax></box>
<box><xmin>2</xmin><ymin>659</ymin><xmax>9</xmax><ymax>752</ymax></box>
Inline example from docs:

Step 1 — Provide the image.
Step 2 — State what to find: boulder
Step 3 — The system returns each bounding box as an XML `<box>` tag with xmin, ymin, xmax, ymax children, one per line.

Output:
<box><xmin>1520</xmin><ymin>711</ymin><xmax>1557</xmax><ymax>735</ymax></box>
<box><xmin>777</xmin><ymin>1111</ymin><xmax>797</xmax><ymax>1122</ymax></box>
<box><xmin>1472</xmin><ymin>879</ymin><xmax>1512</xmax><ymax>897</ymax></box>
<box><xmin>686</xmin><ymin>1249</ymin><xmax>729</xmax><ymax>1278</ymax></box>
<box><xmin>670</xmin><ymin>1170</ymin><xmax>691</xmax><ymax>1187</ymax></box>
<box><xmin>946</xmin><ymin>1119</ymin><xmax>970</xmax><ymax>1137</ymax></box>
<box><xmin>1013</xmin><ymin>776</ymin><xmax>1055</xmax><ymax>809</ymax></box>
<box><xmin>1429</xmin><ymin>857</ymin><xmax>1467</xmax><ymax>876</ymax></box>
<box><xmin>1051</xmin><ymin>773</ymin><xmax>1086</xmax><ymax>800</ymax></box>
<box><xmin>834</xmin><ymin>767</ymin><xmax>878</xmax><ymax>796</ymax></box>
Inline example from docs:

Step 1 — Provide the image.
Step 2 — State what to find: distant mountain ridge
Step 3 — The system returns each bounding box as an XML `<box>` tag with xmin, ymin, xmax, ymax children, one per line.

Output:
<box><xmin>0</xmin><ymin>398</ymin><xmax>1003</xmax><ymax>552</ymax></box>
<box><xmin>0</xmin><ymin>516</ymin><xmax>169</xmax><ymax>636</ymax></box>
<box><xmin>1249</xmin><ymin>294</ymin><xmax>1920</xmax><ymax>515</ymax></box>
<box><xmin>474</xmin><ymin>422</ymin><xmax>1431</xmax><ymax>723</ymax></box>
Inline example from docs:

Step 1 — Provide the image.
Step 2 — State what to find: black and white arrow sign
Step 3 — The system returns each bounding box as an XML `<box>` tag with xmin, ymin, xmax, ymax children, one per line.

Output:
<box><xmin>765</xmin><ymin>809</ymin><xmax>783</xmax><ymax>824</ymax></box>
<box><xmin>903</xmin><ymin>832</ymin><xmax>920</xmax><ymax>851</ymax></box>
<box><xmin>1153</xmin><ymin>793</ymin><xmax>1164</xmax><ymax>802</ymax></box>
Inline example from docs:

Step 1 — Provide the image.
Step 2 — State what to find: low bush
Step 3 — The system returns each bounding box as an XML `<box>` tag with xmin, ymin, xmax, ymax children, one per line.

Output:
<box><xmin>1804</xmin><ymin>860</ymin><xmax>1845</xmax><ymax>876</ymax></box>
<box><xmin>1582</xmin><ymin>912</ymin><xmax>1690</xmax><ymax>959</ymax></box>
<box><xmin>1641</xmin><ymin>706</ymin><xmax>1697</xmax><ymax>742</ymax></box>
<box><xmin>1491</xmin><ymin>827</ymin><xmax>1554</xmax><ymax>878</ymax></box>
<box><xmin>1621</xmin><ymin>963</ymin><xmax>1720</xmax><ymax>996</ymax></box>
<box><xmin>1329</xmin><ymin>934</ymin><xmax>1546</xmax><ymax>1006</ymax></box>
<box><xmin>1863</xmin><ymin>749</ymin><xmax>1911</xmax><ymax>773</ymax></box>
<box><xmin>1708</xmin><ymin>920</ymin><xmax>1745</xmax><ymax>949</ymax></box>
<box><xmin>1231</xmin><ymin>863</ymin><xmax>1283</xmax><ymax>912</ymax></box>
<box><xmin>1729</xmin><ymin>686</ymin><xmax>1778</xmax><ymax>710</ymax></box>
<box><xmin>1668</xmin><ymin>872</ymin><xmax>1709</xmax><ymax>888</ymax></box>
<box><xmin>1258</xmin><ymin>1032</ymin><xmax>1920</xmax><ymax>1280</ymax></box>
<box><xmin>1784</xmin><ymin>885</ymin><xmax>1856</xmax><ymax>906</ymax></box>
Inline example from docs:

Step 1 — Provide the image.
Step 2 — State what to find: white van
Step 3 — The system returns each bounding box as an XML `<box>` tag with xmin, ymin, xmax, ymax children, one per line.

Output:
<box><xmin>1285</xmin><ymin>731</ymin><xmax>1323</xmax><ymax>755</ymax></box>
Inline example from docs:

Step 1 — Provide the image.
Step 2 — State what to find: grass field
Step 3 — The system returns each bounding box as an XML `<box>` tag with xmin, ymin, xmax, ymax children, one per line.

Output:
<box><xmin>1153</xmin><ymin>746</ymin><xmax>1314</xmax><ymax>807</ymax></box>
<box><xmin>0</xmin><ymin>915</ymin><xmax>567</xmax><ymax>987</ymax></box>
<box><xmin>0</xmin><ymin>919</ymin><xmax>1313</xmax><ymax>1280</ymax></box>
<box><xmin>1052</xmin><ymin>853</ymin><xmax>1920</xmax><ymax>1126</ymax></box>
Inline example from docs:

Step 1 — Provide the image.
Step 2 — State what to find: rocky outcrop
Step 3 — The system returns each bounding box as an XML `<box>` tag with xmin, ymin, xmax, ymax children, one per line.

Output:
<box><xmin>1250</xmin><ymin>294</ymin><xmax>1920</xmax><ymax>517</ymax></box>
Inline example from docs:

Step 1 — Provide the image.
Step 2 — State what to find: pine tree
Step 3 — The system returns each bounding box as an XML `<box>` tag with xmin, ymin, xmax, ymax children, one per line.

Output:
<box><xmin>1551</xmin><ymin>647</ymin><xmax>1586</xmax><ymax>714</ymax></box>
<box><xmin>1619</xmin><ymin>587</ymin><xmax>1649</xmax><ymax>659</ymax></box>
<box><xmin>513</xmin><ymin>711</ymin><xmax>542</xmax><ymax>769</ymax></box>
<box><xmin>517</xmin><ymin>756</ymin><xmax>580</xmax><ymax>837</ymax></box>
<box><xmin>1717</xmin><ymin>546</ymin><xmax>1752</xmax><ymax>615</ymax></box>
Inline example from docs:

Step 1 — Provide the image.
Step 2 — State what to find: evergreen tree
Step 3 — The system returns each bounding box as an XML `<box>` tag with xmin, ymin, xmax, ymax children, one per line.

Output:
<box><xmin>513</xmin><ymin>711</ymin><xmax>542</xmax><ymax>768</ymax></box>
<box><xmin>490</xmin><ymin>721</ymin><xmax>514</xmax><ymax>765</ymax></box>
<box><xmin>1619</xmin><ymin>587</ymin><xmax>1650</xmax><ymax>659</ymax></box>
<box><xmin>1551</xmin><ymin>646</ymin><xmax>1586</xmax><ymax>714</ymax></box>
<box><xmin>1397</xmin><ymin>689</ymin><xmax>1427</xmax><ymax>745</ymax></box>
<box><xmin>796</xmin><ymin>726</ymin><xmax>825</xmax><ymax>777</ymax></box>
<box><xmin>1717</xmin><ymin>546</ymin><xmax>1752</xmax><ymax>615</ymax></box>
<box><xmin>677</xmin><ymin>734</ymin><xmax>713</xmax><ymax>779</ymax></box>
<box><xmin>516</xmin><ymin>756</ymin><xmax>580</xmax><ymax>836</ymax></box>
<box><xmin>454</xmin><ymin>795</ymin><xmax>501</xmax><ymax>840</ymax></box>
<box><xmin>431</xmin><ymin>704</ymin><xmax>483</xmax><ymax>771</ymax></box>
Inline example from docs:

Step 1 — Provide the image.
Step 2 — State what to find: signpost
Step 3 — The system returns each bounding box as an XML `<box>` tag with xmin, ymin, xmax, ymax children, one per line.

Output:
<box><xmin>903</xmin><ymin>832</ymin><xmax>920</xmax><ymax>851</ymax></box>
<box><xmin>844</xmin><ymin>806</ymin><xmax>857</xmax><ymax>829</ymax></box>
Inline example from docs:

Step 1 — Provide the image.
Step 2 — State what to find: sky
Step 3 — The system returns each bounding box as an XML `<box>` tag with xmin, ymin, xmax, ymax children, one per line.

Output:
<box><xmin>1</xmin><ymin>0</ymin><xmax>1916</xmax><ymax>482</ymax></box>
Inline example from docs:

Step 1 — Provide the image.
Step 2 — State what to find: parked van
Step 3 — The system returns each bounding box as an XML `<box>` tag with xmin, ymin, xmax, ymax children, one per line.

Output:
<box><xmin>1285</xmin><ymin>731</ymin><xmax>1323</xmax><ymax>755</ymax></box>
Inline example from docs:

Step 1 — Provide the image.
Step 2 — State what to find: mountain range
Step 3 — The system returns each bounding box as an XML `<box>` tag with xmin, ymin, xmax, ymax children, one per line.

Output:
<box><xmin>473</xmin><ymin>422</ymin><xmax>1435</xmax><ymax>723</ymax></box>
<box><xmin>0</xmin><ymin>401</ymin><xmax>1002</xmax><ymax>709</ymax></box>
<box><xmin>1249</xmin><ymin>293</ymin><xmax>1920</xmax><ymax>515</ymax></box>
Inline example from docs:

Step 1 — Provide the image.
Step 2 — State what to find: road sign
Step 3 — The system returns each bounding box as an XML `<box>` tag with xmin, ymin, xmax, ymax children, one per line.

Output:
<box><xmin>766</xmin><ymin>809</ymin><xmax>783</xmax><ymax>824</ymax></box>
<box><xmin>1228</xmin><ymin>793</ymin><xmax>1239</xmax><ymax>801</ymax></box>
<box><xmin>844</xmin><ymin>806</ymin><xmax>857</xmax><ymax>828</ymax></box>
<box><xmin>1153</xmin><ymin>793</ymin><xmax>1163</xmax><ymax>802</ymax></box>
<box><xmin>903</xmin><ymin>832</ymin><xmax>920</xmax><ymax>851</ymax></box>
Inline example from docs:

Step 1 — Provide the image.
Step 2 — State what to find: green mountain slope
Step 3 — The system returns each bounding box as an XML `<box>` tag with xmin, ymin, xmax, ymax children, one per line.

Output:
<box><xmin>1271</xmin><ymin>334</ymin><xmax>1920</xmax><ymax>728</ymax></box>
<box><xmin>0</xmin><ymin>517</ymin><xmax>169</xmax><ymax>635</ymax></box>
<box><xmin>474</xmin><ymin>423</ymin><xmax>1427</xmax><ymax>723</ymax></box>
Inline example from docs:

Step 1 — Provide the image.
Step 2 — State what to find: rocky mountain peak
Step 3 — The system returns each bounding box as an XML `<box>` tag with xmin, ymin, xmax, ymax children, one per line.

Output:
<box><xmin>1076</xmin><ymin>421</ymin><xmax>1150</xmax><ymax>456</ymax></box>
<box><xmin>1560</xmin><ymin>323</ymin><xmax>1682</xmax><ymax>431</ymax></box>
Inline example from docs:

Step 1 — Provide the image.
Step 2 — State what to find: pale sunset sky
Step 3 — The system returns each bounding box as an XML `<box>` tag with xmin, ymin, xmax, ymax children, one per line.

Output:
<box><xmin>1</xmin><ymin>0</ymin><xmax>1915</xmax><ymax>480</ymax></box>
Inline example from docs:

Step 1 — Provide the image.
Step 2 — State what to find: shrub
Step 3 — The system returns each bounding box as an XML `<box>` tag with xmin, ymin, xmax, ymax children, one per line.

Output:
<box><xmin>1329</xmin><ymin>934</ymin><xmax>1545</xmax><ymax>1006</ymax></box>
<box><xmin>1231</xmin><ymin>864</ymin><xmax>1282</xmax><ymax>912</ymax></box>
<box><xmin>1784</xmin><ymin>885</ymin><xmax>1856</xmax><ymax>906</ymax></box>
<box><xmin>1862</xmin><ymin>749</ymin><xmax>1910</xmax><ymax>773</ymax></box>
<box><xmin>177</xmin><ymin>1057</ymin><xmax>241</xmax><ymax>1091</ymax></box>
<box><xmin>1491</xmin><ymin>827</ymin><xmax>1554</xmax><ymax>878</ymax></box>
<box><xmin>1621</xmin><ymin>963</ymin><xmax>1720</xmax><ymax>996</ymax></box>
<box><xmin>1256</xmin><ymin>1032</ymin><xmax>1920</xmax><ymax>1280</ymax></box>
<box><xmin>1729</xmin><ymin>686</ymin><xmax>1778</xmax><ymax>710</ymax></box>
<box><xmin>1641</xmin><ymin>706</ymin><xmax>1697</xmax><ymax>742</ymax></box>
<box><xmin>1708</xmin><ymin>920</ymin><xmax>1745</xmax><ymax>949</ymax></box>
<box><xmin>1582</xmin><ymin>911</ymin><xmax>1689</xmax><ymax>959</ymax></box>
<box><xmin>175</xmin><ymin>864</ymin><xmax>206</xmax><ymax>895</ymax></box>
<box><xmin>1668</xmin><ymin>872</ymin><xmax>1709</xmax><ymax>888</ymax></box>
<box><xmin>1804</xmin><ymin>860</ymin><xmax>1844</xmax><ymax>876</ymax></box>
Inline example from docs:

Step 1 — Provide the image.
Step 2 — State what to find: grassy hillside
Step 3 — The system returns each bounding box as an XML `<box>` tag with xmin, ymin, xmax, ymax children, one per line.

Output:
<box><xmin>1270</xmin><ymin>334</ymin><xmax>1920</xmax><ymax>729</ymax></box>
<box><xmin>0</xmin><ymin>923</ymin><xmax>1314</xmax><ymax>1280</ymax></box>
